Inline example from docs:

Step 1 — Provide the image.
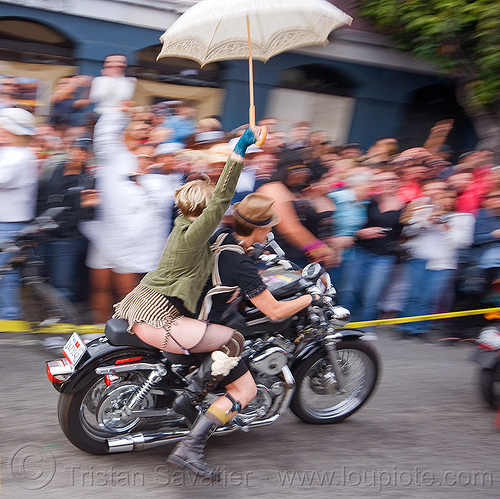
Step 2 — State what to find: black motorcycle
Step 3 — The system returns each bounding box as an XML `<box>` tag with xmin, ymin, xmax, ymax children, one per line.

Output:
<box><xmin>46</xmin><ymin>236</ymin><xmax>380</xmax><ymax>455</ymax></box>
<box><xmin>1</xmin><ymin>207</ymin><xmax>78</xmax><ymax>329</ymax></box>
<box><xmin>471</xmin><ymin>324</ymin><xmax>500</xmax><ymax>409</ymax></box>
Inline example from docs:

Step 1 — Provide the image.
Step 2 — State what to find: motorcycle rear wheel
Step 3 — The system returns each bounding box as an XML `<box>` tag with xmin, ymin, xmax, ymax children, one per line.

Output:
<box><xmin>57</xmin><ymin>372</ymin><xmax>155</xmax><ymax>454</ymax></box>
<box><xmin>290</xmin><ymin>339</ymin><xmax>379</xmax><ymax>424</ymax></box>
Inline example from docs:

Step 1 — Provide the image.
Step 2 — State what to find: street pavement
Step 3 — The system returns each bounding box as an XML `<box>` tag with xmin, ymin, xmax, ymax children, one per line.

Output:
<box><xmin>0</xmin><ymin>328</ymin><xmax>499</xmax><ymax>498</ymax></box>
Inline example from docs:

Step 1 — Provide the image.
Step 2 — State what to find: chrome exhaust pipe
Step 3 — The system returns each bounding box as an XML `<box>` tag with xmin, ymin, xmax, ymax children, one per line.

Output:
<box><xmin>106</xmin><ymin>429</ymin><xmax>190</xmax><ymax>453</ymax></box>
<box><xmin>105</xmin><ymin>414</ymin><xmax>282</xmax><ymax>453</ymax></box>
<box><xmin>244</xmin><ymin>413</ymin><xmax>280</xmax><ymax>427</ymax></box>
<box><xmin>107</xmin><ymin>366</ymin><xmax>296</xmax><ymax>454</ymax></box>
<box><xmin>106</xmin><ymin>425</ymin><xmax>240</xmax><ymax>453</ymax></box>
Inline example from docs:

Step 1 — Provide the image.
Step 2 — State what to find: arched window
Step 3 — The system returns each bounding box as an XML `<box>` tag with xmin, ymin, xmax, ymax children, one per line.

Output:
<box><xmin>131</xmin><ymin>45</ymin><xmax>225</xmax><ymax>120</ymax></box>
<box><xmin>279</xmin><ymin>64</ymin><xmax>357</xmax><ymax>97</ymax></box>
<box><xmin>133</xmin><ymin>45</ymin><xmax>224</xmax><ymax>88</ymax></box>
<box><xmin>399</xmin><ymin>83</ymin><xmax>476</xmax><ymax>153</ymax></box>
<box><xmin>267</xmin><ymin>64</ymin><xmax>357</xmax><ymax>143</ymax></box>
<box><xmin>0</xmin><ymin>18</ymin><xmax>74</xmax><ymax>64</ymax></box>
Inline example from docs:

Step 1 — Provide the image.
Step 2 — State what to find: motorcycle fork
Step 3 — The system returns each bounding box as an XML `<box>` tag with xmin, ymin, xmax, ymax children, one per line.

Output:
<box><xmin>322</xmin><ymin>333</ymin><xmax>347</xmax><ymax>394</ymax></box>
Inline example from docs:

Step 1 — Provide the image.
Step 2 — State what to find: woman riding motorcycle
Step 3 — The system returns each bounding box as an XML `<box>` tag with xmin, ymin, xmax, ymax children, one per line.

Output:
<box><xmin>113</xmin><ymin>128</ymin><xmax>260</xmax><ymax>476</ymax></box>
<box><xmin>199</xmin><ymin>192</ymin><xmax>323</xmax><ymax>327</ymax></box>
<box><xmin>113</xmin><ymin>127</ymin><xmax>318</xmax><ymax>479</ymax></box>
<box><xmin>171</xmin><ymin>193</ymin><xmax>324</xmax><ymax>477</ymax></box>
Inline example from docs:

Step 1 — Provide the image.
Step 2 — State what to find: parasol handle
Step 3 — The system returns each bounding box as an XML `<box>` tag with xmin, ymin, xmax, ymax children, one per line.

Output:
<box><xmin>249</xmin><ymin>104</ymin><xmax>255</xmax><ymax>128</ymax></box>
<box><xmin>247</xmin><ymin>15</ymin><xmax>266</xmax><ymax>146</ymax></box>
<box><xmin>250</xmin><ymin>104</ymin><xmax>267</xmax><ymax>145</ymax></box>
<box><xmin>255</xmin><ymin>125</ymin><xmax>267</xmax><ymax>146</ymax></box>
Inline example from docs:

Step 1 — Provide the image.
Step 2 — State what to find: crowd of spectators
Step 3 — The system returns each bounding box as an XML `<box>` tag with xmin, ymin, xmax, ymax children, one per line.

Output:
<box><xmin>1</xmin><ymin>56</ymin><xmax>500</xmax><ymax>340</ymax></box>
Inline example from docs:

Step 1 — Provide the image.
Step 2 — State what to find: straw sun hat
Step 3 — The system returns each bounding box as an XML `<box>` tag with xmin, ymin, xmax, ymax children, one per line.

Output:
<box><xmin>232</xmin><ymin>193</ymin><xmax>280</xmax><ymax>230</ymax></box>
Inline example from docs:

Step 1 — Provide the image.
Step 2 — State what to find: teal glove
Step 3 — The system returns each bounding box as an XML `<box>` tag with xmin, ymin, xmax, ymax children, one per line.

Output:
<box><xmin>232</xmin><ymin>127</ymin><xmax>258</xmax><ymax>157</ymax></box>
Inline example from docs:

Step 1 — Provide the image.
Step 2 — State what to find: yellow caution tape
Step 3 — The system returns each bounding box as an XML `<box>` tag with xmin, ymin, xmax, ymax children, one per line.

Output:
<box><xmin>343</xmin><ymin>307</ymin><xmax>500</xmax><ymax>329</ymax></box>
<box><xmin>1</xmin><ymin>307</ymin><xmax>500</xmax><ymax>334</ymax></box>
<box><xmin>0</xmin><ymin>321</ymin><xmax>105</xmax><ymax>334</ymax></box>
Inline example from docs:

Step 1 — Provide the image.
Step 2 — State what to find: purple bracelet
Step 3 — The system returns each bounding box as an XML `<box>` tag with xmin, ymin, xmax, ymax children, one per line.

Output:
<box><xmin>301</xmin><ymin>239</ymin><xmax>326</xmax><ymax>254</ymax></box>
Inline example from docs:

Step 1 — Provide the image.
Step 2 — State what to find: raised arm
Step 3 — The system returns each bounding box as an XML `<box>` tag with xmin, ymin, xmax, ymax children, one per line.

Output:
<box><xmin>257</xmin><ymin>181</ymin><xmax>333</xmax><ymax>264</ymax></box>
<box><xmin>183</xmin><ymin>128</ymin><xmax>259</xmax><ymax>246</ymax></box>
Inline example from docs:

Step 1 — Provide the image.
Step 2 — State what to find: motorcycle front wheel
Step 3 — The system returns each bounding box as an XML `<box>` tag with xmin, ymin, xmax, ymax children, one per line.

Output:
<box><xmin>290</xmin><ymin>339</ymin><xmax>380</xmax><ymax>424</ymax></box>
<box><xmin>22</xmin><ymin>281</ymin><xmax>78</xmax><ymax>328</ymax></box>
<box><xmin>57</xmin><ymin>371</ymin><xmax>157</xmax><ymax>454</ymax></box>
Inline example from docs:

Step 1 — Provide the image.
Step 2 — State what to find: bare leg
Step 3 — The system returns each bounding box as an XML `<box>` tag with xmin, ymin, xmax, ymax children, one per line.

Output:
<box><xmin>89</xmin><ymin>268</ymin><xmax>113</xmax><ymax>324</ymax></box>
<box><xmin>133</xmin><ymin>317</ymin><xmax>209</xmax><ymax>354</ymax></box>
<box><xmin>209</xmin><ymin>371</ymin><xmax>257</xmax><ymax>415</ymax></box>
<box><xmin>112</xmin><ymin>272</ymin><xmax>142</xmax><ymax>302</ymax></box>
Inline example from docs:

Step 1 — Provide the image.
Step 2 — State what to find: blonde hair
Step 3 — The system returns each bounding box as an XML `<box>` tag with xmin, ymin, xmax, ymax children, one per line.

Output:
<box><xmin>174</xmin><ymin>179</ymin><xmax>215</xmax><ymax>217</ymax></box>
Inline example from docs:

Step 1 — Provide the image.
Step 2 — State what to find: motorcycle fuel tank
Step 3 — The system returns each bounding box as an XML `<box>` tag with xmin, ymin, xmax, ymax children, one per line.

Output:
<box><xmin>260</xmin><ymin>266</ymin><xmax>303</xmax><ymax>300</ymax></box>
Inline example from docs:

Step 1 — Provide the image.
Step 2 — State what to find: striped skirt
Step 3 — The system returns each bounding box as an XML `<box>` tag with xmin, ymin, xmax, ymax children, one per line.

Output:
<box><xmin>113</xmin><ymin>283</ymin><xmax>182</xmax><ymax>333</ymax></box>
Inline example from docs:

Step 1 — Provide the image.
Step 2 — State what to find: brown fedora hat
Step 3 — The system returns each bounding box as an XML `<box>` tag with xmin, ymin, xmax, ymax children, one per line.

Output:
<box><xmin>232</xmin><ymin>193</ymin><xmax>280</xmax><ymax>230</ymax></box>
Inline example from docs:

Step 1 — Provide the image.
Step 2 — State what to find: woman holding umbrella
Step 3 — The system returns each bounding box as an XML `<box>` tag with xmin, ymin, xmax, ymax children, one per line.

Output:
<box><xmin>145</xmin><ymin>0</ymin><xmax>352</xmax><ymax>479</ymax></box>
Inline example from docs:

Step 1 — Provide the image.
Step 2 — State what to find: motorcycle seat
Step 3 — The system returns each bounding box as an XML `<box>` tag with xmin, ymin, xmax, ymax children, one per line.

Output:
<box><xmin>105</xmin><ymin>318</ymin><xmax>153</xmax><ymax>350</ymax></box>
<box><xmin>104</xmin><ymin>319</ymin><xmax>201</xmax><ymax>365</ymax></box>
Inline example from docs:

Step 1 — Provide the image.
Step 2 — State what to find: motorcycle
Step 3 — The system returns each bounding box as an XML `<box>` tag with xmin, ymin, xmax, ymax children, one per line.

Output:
<box><xmin>46</xmin><ymin>235</ymin><xmax>380</xmax><ymax>455</ymax></box>
<box><xmin>1</xmin><ymin>207</ymin><xmax>78</xmax><ymax>328</ymax></box>
<box><xmin>471</xmin><ymin>324</ymin><xmax>500</xmax><ymax>409</ymax></box>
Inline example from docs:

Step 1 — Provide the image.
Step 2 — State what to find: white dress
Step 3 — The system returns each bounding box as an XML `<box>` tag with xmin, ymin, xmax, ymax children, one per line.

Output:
<box><xmin>81</xmin><ymin>111</ymin><xmax>180</xmax><ymax>273</ymax></box>
<box><xmin>89</xmin><ymin>76</ymin><xmax>136</xmax><ymax>115</ymax></box>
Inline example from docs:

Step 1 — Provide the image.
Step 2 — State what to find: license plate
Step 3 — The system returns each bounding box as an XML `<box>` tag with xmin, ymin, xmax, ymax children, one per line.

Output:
<box><xmin>63</xmin><ymin>332</ymin><xmax>87</xmax><ymax>366</ymax></box>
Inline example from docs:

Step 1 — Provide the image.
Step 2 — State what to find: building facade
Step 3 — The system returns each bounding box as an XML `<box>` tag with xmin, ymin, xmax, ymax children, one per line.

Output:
<box><xmin>0</xmin><ymin>0</ymin><xmax>476</xmax><ymax>151</ymax></box>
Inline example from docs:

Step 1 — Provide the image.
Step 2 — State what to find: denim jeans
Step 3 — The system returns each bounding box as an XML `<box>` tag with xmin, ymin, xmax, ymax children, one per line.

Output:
<box><xmin>402</xmin><ymin>258</ymin><xmax>453</xmax><ymax>334</ymax></box>
<box><xmin>340</xmin><ymin>246</ymin><xmax>397</xmax><ymax>322</ymax></box>
<box><xmin>39</xmin><ymin>236</ymin><xmax>88</xmax><ymax>303</ymax></box>
<box><xmin>0</xmin><ymin>222</ymin><xmax>27</xmax><ymax>319</ymax></box>
<box><xmin>328</xmin><ymin>257</ymin><xmax>355</xmax><ymax>309</ymax></box>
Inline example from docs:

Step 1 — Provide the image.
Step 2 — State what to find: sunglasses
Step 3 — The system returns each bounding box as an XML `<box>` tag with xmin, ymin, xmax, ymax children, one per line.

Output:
<box><xmin>181</xmin><ymin>172</ymin><xmax>211</xmax><ymax>184</ymax></box>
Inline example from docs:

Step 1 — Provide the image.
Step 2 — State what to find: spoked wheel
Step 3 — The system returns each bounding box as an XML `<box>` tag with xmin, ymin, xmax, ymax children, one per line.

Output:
<box><xmin>479</xmin><ymin>364</ymin><xmax>500</xmax><ymax>409</ymax></box>
<box><xmin>290</xmin><ymin>340</ymin><xmax>380</xmax><ymax>424</ymax></box>
<box><xmin>57</xmin><ymin>372</ymin><xmax>156</xmax><ymax>454</ymax></box>
<box><xmin>21</xmin><ymin>281</ymin><xmax>79</xmax><ymax>329</ymax></box>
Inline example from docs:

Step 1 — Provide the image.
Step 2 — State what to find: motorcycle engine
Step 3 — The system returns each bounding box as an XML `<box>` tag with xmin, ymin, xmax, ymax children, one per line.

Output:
<box><xmin>250</xmin><ymin>344</ymin><xmax>289</xmax><ymax>376</ymax></box>
<box><xmin>238</xmin><ymin>375</ymin><xmax>286</xmax><ymax>422</ymax></box>
<box><xmin>234</xmin><ymin>338</ymin><xmax>291</xmax><ymax>422</ymax></box>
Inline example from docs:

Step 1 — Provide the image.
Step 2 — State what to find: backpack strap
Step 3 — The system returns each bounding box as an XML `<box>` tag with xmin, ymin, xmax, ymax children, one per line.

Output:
<box><xmin>198</xmin><ymin>232</ymin><xmax>246</xmax><ymax>321</ymax></box>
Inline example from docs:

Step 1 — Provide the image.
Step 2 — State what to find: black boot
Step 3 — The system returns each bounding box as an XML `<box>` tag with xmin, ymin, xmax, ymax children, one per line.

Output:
<box><xmin>172</xmin><ymin>355</ymin><xmax>221</xmax><ymax>426</ymax></box>
<box><xmin>167</xmin><ymin>414</ymin><xmax>220</xmax><ymax>479</ymax></box>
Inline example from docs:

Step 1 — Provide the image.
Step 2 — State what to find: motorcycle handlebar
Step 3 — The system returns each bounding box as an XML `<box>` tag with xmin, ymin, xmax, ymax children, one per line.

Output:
<box><xmin>0</xmin><ymin>207</ymin><xmax>69</xmax><ymax>252</ymax></box>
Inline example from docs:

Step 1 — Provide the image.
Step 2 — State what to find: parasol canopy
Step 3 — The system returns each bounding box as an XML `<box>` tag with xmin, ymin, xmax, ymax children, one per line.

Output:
<box><xmin>158</xmin><ymin>0</ymin><xmax>352</xmax><ymax>129</ymax></box>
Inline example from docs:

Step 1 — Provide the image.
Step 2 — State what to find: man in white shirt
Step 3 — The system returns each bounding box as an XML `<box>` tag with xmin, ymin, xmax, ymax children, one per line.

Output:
<box><xmin>0</xmin><ymin>108</ymin><xmax>38</xmax><ymax>319</ymax></box>
<box><xmin>89</xmin><ymin>55</ymin><xmax>136</xmax><ymax>115</ymax></box>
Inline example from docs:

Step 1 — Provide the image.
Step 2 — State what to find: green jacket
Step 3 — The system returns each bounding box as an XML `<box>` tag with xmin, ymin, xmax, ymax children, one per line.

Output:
<box><xmin>141</xmin><ymin>157</ymin><xmax>244</xmax><ymax>315</ymax></box>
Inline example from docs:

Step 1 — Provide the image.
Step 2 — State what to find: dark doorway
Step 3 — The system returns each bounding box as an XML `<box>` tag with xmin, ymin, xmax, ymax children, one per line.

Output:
<box><xmin>399</xmin><ymin>83</ymin><xmax>477</xmax><ymax>158</ymax></box>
